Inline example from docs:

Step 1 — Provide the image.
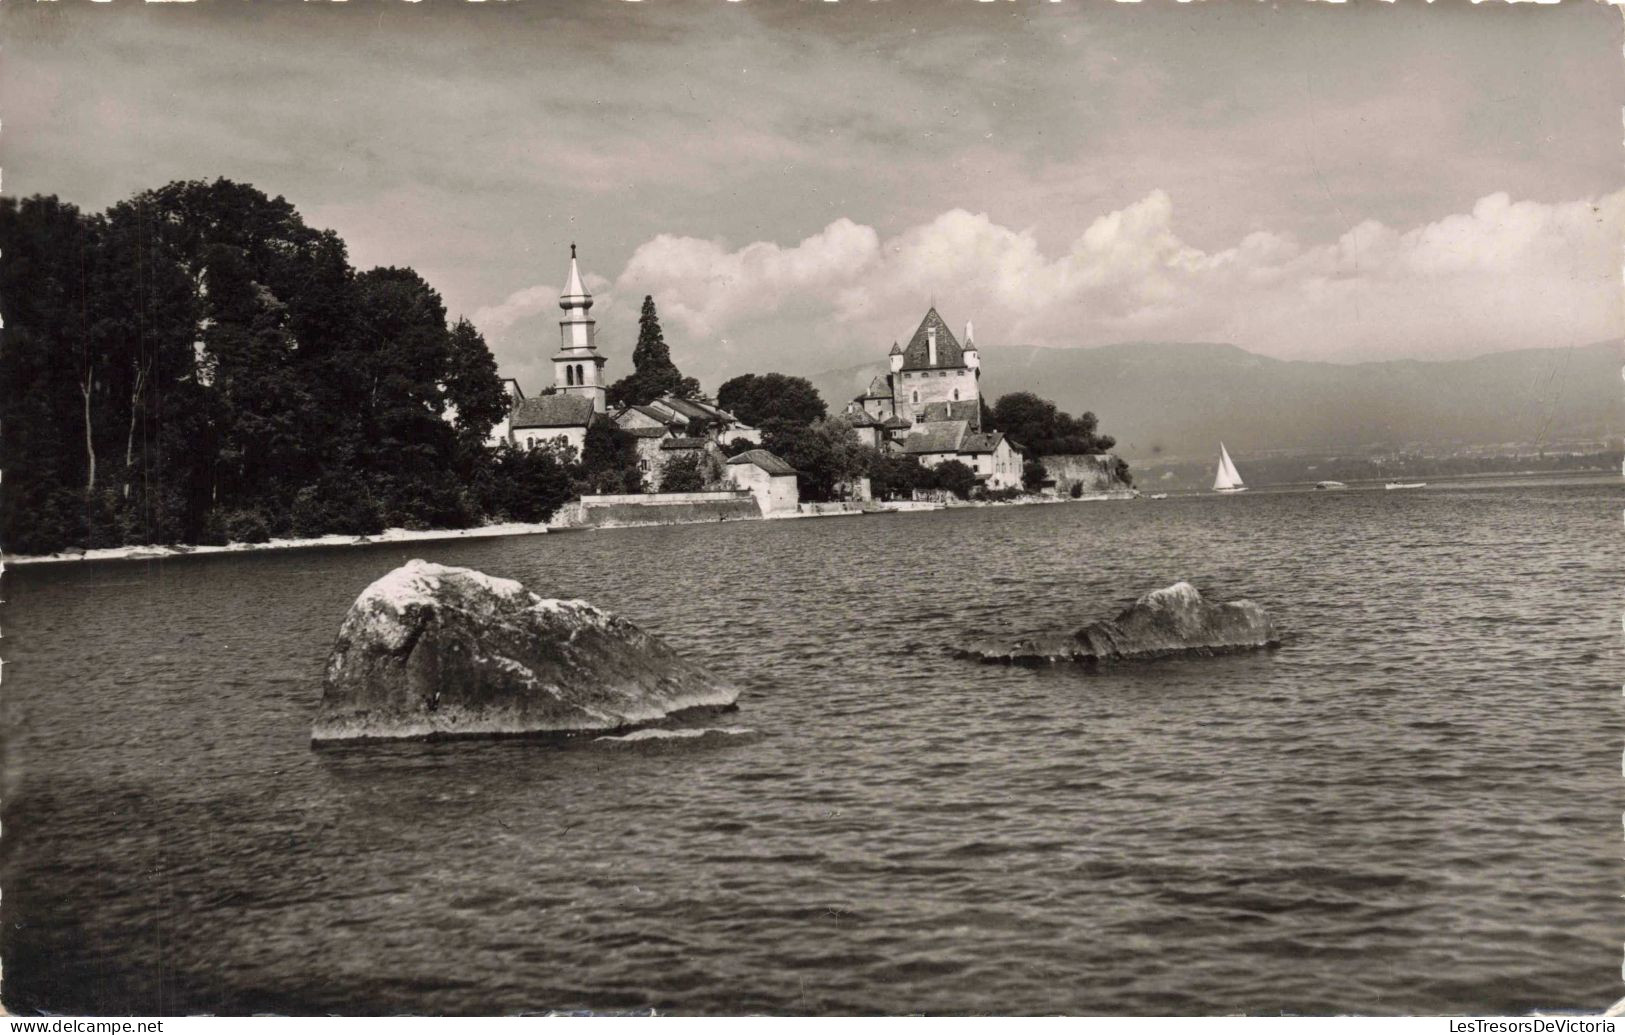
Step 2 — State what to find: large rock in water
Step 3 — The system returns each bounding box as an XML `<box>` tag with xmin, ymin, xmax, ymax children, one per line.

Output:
<box><xmin>960</xmin><ymin>581</ymin><xmax>1279</xmax><ymax>665</ymax></box>
<box><xmin>312</xmin><ymin>559</ymin><xmax>738</xmax><ymax>743</ymax></box>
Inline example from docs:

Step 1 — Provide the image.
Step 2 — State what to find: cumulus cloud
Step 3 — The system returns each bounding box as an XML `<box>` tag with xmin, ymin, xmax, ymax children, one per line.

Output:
<box><xmin>609</xmin><ymin>188</ymin><xmax>1624</xmax><ymax>373</ymax></box>
<box><xmin>615</xmin><ymin>219</ymin><xmax>882</xmax><ymax>340</ymax></box>
<box><xmin>472</xmin><ymin>273</ymin><xmax>614</xmax><ymax>337</ymax></box>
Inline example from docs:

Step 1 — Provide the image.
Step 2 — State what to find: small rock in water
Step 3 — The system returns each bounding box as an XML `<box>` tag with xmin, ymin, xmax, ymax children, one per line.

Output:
<box><xmin>312</xmin><ymin>559</ymin><xmax>739</xmax><ymax>744</ymax></box>
<box><xmin>960</xmin><ymin>581</ymin><xmax>1279</xmax><ymax>665</ymax></box>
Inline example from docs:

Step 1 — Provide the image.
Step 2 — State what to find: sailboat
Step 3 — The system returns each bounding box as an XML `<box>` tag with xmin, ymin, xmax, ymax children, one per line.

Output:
<box><xmin>1213</xmin><ymin>443</ymin><xmax>1247</xmax><ymax>494</ymax></box>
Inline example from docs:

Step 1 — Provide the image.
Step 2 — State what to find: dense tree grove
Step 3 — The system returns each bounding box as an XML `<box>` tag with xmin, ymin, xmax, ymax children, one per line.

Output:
<box><xmin>605</xmin><ymin>296</ymin><xmax>700</xmax><ymax>408</ymax></box>
<box><xmin>0</xmin><ymin>180</ymin><xmax>573</xmax><ymax>554</ymax></box>
<box><xmin>716</xmin><ymin>372</ymin><xmax>826</xmax><ymax>428</ymax></box>
<box><xmin>986</xmin><ymin>392</ymin><xmax>1116</xmax><ymax>456</ymax></box>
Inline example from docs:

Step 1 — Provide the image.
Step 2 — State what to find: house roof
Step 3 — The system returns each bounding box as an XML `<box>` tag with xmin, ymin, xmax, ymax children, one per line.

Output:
<box><xmin>845</xmin><ymin>408</ymin><xmax>881</xmax><ymax>428</ymax></box>
<box><xmin>959</xmin><ymin>431</ymin><xmax>1007</xmax><ymax>455</ymax></box>
<box><xmin>511</xmin><ymin>393</ymin><xmax>596</xmax><ymax>429</ymax></box>
<box><xmin>657</xmin><ymin>397</ymin><xmax>725</xmax><ymax>424</ymax></box>
<box><xmin>901</xmin><ymin>420</ymin><xmax>970</xmax><ymax>455</ymax></box>
<box><xmin>621</xmin><ymin>403</ymin><xmax>683</xmax><ymax>427</ymax></box>
<box><xmin>864</xmin><ymin>374</ymin><xmax>892</xmax><ymax>399</ymax></box>
<box><xmin>916</xmin><ymin>399</ymin><xmax>981</xmax><ymax>425</ymax></box>
<box><xmin>898</xmin><ymin>308</ymin><xmax>965</xmax><ymax>371</ymax></box>
<box><xmin>659</xmin><ymin>436</ymin><xmax>711</xmax><ymax>450</ymax></box>
<box><xmin>624</xmin><ymin>426</ymin><xmax>670</xmax><ymax>439</ymax></box>
<box><xmin>882</xmin><ymin>415</ymin><xmax>913</xmax><ymax>430</ymax></box>
<box><xmin>726</xmin><ymin>448</ymin><xmax>798</xmax><ymax>476</ymax></box>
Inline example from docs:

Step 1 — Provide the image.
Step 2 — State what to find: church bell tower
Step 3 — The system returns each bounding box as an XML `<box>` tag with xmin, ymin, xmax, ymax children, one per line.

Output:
<box><xmin>552</xmin><ymin>244</ymin><xmax>607</xmax><ymax>413</ymax></box>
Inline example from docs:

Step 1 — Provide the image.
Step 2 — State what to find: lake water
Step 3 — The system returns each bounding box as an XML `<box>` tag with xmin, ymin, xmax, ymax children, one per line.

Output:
<box><xmin>3</xmin><ymin>475</ymin><xmax>1619</xmax><ymax>1015</ymax></box>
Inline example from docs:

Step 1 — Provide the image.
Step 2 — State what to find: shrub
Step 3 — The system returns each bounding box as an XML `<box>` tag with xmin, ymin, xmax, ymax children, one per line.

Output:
<box><xmin>1022</xmin><ymin>459</ymin><xmax>1048</xmax><ymax>492</ymax></box>
<box><xmin>1114</xmin><ymin>457</ymin><xmax>1134</xmax><ymax>487</ymax></box>
<box><xmin>659</xmin><ymin>453</ymin><xmax>707</xmax><ymax>493</ymax></box>
<box><xmin>932</xmin><ymin>459</ymin><xmax>977</xmax><ymax>500</ymax></box>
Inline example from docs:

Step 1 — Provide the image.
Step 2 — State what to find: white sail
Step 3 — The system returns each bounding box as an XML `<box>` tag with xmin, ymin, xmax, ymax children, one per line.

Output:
<box><xmin>1214</xmin><ymin>443</ymin><xmax>1245</xmax><ymax>492</ymax></box>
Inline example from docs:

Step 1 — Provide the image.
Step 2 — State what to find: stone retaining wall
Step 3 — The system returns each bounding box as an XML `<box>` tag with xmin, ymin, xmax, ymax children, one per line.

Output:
<box><xmin>556</xmin><ymin>494</ymin><xmax>762</xmax><ymax>529</ymax></box>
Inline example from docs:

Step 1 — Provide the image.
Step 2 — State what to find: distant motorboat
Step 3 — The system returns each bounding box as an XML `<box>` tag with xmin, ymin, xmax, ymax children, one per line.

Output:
<box><xmin>1315</xmin><ymin>480</ymin><xmax>1348</xmax><ymax>490</ymax></box>
<box><xmin>1213</xmin><ymin>442</ymin><xmax>1247</xmax><ymax>493</ymax></box>
<box><xmin>1149</xmin><ymin>492</ymin><xmax>1168</xmax><ymax>500</ymax></box>
<box><xmin>1384</xmin><ymin>481</ymin><xmax>1427</xmax><ymax>490</ymax></box>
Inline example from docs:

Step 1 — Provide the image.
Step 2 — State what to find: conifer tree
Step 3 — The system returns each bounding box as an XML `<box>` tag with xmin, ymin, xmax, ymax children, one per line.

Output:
<box><xmin>607</xmin><ymin>295</ymin><xmax>700</xmax><ymax>407</ymax></box>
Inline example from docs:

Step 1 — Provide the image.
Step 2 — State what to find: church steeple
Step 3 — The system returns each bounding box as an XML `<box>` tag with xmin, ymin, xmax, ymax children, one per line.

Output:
<box><xmin>553</xmin><ymin>245</ymin><xmax>607</xmax><ymax>413</ymax></box>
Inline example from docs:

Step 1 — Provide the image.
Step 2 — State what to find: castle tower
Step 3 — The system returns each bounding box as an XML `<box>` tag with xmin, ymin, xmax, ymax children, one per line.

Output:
<box><xmin>963</xmin><ymin>320</ymin><xmax>979</xmax><ymax>372</ymax></box>
<box><xmin>552</xmin><ymin>244</ymin><xmax>607</xmax><ymax>413</ymax></box>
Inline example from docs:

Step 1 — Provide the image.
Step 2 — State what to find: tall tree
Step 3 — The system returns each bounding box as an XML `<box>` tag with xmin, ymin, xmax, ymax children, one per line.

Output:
<box><xmin>606</xmin><ymin>295</ymin><xmax>700</xmax><ymax>407</ymax></box>
<box><xmin>444</xmin><ymin>318</ymin><xmax>508</xmax><ymax>451</ymax></box>
<box><xmin>0</xmin><ymin>196</ymin><xmax>101</xmax><ymax>551</ymax></box>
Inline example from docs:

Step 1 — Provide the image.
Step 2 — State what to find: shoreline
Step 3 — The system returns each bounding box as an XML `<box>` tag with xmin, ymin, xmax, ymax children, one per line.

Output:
<box><xmin>6</xmin><ymin>521</ymin><xmax>554</xmax><ymax>567</ymax></box>
<box><xmin>5</xmin><ymin>489</ymin><xmax>1140</xmax><ymax>567</ymax></box>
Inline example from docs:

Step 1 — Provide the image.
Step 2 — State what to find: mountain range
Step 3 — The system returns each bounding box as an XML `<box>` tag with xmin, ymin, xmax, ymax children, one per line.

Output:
<box><xmin>808</xmin><ymin>340</ymin><xmax>1622</xmax><ymax>461</ymax></box>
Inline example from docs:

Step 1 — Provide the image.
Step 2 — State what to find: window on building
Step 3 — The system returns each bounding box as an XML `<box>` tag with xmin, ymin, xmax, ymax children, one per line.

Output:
<box><xmin>526</xmin><ymin>436</ymin><xmax>535</xmax><ymax>449</ymax></box>
<box><xmin>566</xmin><ymin>366</ymin><xmax>575</xmax><ymax>386</ymax></box>
<box><xmin>911</xmin><ymin>391</ymin><xmax>919</xmax><ymax>404</ymax></box>
<box><xmin>639</xmin><ymin>459</ymin><xmax>649</xmax><ymax>472</ymax></box>
<box><xmin>952</xmin><ymin>389</ymin><xmax>959</xmax><ymax>401</ymax></box>
<box><xmin>576</xmin><ymin>364</ymin><xmax>585</xmax><ymax>385</ymax></box>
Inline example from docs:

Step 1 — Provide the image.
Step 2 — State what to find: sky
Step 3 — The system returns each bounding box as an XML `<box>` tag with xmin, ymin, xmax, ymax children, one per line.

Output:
<box><xmin>4</xmin><ymin>0</ymin><xmax>1622</xmax><ymax>396</ymax></box>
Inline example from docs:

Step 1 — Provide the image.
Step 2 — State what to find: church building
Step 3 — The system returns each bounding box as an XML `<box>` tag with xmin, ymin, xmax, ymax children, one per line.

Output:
<box><xmin>487</xmin><ymin>245</ymin><xmax>606</xmax><ymax>458</ymax></box>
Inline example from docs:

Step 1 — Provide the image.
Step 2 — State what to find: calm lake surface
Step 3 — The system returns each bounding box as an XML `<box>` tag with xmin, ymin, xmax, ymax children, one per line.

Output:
<box><xmin>3</xmin><ymin>475</ymin><xmax>1619</xmax><ymax>1015</ymax></box>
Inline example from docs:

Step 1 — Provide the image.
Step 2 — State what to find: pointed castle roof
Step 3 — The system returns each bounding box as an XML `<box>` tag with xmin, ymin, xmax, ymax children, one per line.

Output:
<box><xmin>898</xmin><ymin>307</ymin><xmax>965</xmax><ymax>371</ymax></box>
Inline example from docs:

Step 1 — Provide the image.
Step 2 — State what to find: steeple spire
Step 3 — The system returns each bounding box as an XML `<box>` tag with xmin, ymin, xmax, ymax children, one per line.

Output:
<box><xmin>561</xmin><ymin>248</ymin><xmax>591</xmax><ymax>312</ymax></box>
<box><xmin>553</xmin><ymin>244</ymin><xmax>606</xmax><ymax>413</ymax></box>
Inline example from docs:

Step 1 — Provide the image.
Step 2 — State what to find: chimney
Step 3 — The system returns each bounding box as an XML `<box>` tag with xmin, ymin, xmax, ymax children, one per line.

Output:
<box><xmin>927</xmin><ymin>324</ymin><xmax>938</xmax><ymax>367</ymax></box>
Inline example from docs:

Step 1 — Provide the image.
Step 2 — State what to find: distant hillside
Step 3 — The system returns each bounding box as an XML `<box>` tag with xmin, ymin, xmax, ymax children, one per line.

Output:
<box><xmin>810</xmin><ymin>340</ymin><xmax>1623</xmax><ymax>461</ymax></box>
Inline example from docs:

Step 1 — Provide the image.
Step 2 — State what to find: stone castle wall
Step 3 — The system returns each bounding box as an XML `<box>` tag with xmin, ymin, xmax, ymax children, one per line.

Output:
<box><xmin>895</xmin><ymin>367</ymin><xmax>979</xmax><ymax>424</ymax></box>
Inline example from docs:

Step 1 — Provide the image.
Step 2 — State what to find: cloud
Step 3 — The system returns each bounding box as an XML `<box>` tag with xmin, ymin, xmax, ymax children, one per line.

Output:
<box><xmin>615</xmin><ymin>219</ymin><xmax>882</xmax><ymax>340</ymax></box>
<box><xmin>603</xmin><ymin>187</ymin><xmax>1624</xmax><ymax>377</ymax></box>
<box><xmin>472</xmin><ymin>274</ymin><xmax>614</xmax><ymax>337</ymax></box>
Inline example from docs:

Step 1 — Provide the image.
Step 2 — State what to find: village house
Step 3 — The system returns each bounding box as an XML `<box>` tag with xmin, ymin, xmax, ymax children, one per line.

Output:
<box><xmin>613</xmin><ymin>396</ymin><xmax>760</xmax><ymax>487</ymax></box>
<box><xmin>726</xmin><ymin>449</ymin><xmax>800</xmax><ymax>514</ymax></box>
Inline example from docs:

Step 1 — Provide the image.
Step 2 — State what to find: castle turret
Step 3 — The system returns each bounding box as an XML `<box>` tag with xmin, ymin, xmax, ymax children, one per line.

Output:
<box><xmin>963</xmin><ymin>320</ymin><xmax>979</xmax><ymax>371</ymax></box>
<box><xmin>888</xmin><ymin>340</ymin><xmax>905</xmax><ymax>375</ymax></box>
<box><xmin>552</xmin><ymin>244</ymin><xmax>607</xmax><ymax>413</ymax></box>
